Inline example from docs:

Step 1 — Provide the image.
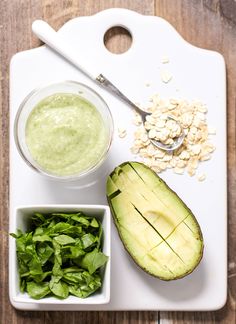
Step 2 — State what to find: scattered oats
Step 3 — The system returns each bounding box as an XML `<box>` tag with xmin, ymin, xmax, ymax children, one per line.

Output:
<box><xmin>134</xmin><ymin>139</ymin><xmax>142</xmax><ymax>147</ymax></box>
<box><xmin>159</xmin><ymin>113</ymin><xmax>168</xmax><ymax>120</ymax></box>
<box><xmin>168</xmin><ymin>103</ymin><xmax>177</xmax><ymax>110</ymax></box>
<box><xmin>165</xmin><ymin>138</ymin><xmax>174</xmax><ymax>145</ymax></box>
<box><xmin>147</xmin><ymin>106</ymin><xmax>155</xmax><ymax>113</ymax></box>
<box><xmin>147</xmin><ymin>145</ymin><xmax>156</xmax><ymax>156</ymax></box>
<box><xmin>190</xmin><ymin>126</ymin><xmax>198</xmax><ymax>135</ymax></box>
<box><xmin>156</xmin><ymin>119</ymin><xmax>166</xmax><ymax>128</ymax></box>
<box><xmin>130</xmin><ymin>93</ymin><xmax>216</xmax><ymax>178</ymax></box>
<box><xmin>208</xmin><ymin>126</ymin><xmax>216</xmax><ymax>135</ymax></box>
<box><xmin>152</xmin><ymin>166</ymin><xmax>162</xmax><ymax>173</ymax></box>
<box><xmin>188</xmin><ymin>157</ymin><xmax>198</xmax><ymax>169</ymax></box>
<box><xmin>134</xmin><ymin>132</ymin><xmax>141</xmax><ymax>140</ymax></box>
<box><xmin>140</xmin><ymin>151</ymin><xmax>149</xmax><ymax>158</ymax></box>
<box><xmin>169</xmin><ymin>159</ymin><xmax>177</xmax><ymax>167</ymax></box>
<box><xmin>119</xmin><ymin>132</ymin><xmax>127</xmax><ymax>138</ymax></box>
<box><xmin>163</xmin><ymin>154</ymin><xmax>173</xmax><ymax>162</ymax></box>
<box><xmin>155</xmin><ymin>149</ymin><xmax>165</xmax><ymax>159</ymax></box>
<box><xmin>179</xmin><ymin>150</ymin><xmax>190</xmax><ymax>160</ymax></box>
<box><xmin>141</xmin><ymin>133</ymin><xmax>149</xmax><ymax>142</ymax></box>
<box><xmin>200</xmin><ymin>154</ymin><xmax>211</xmax><ymax>161</ymax></box>
<box><xmin>161</xmin><ymin>70</ymin><xmax>172</xmax><ymax>83</ymax></box>
<box><xmin>174</xmin><ymin>167</ymin><xmax>185</xmax><ymax>174</ymax></box>
<box><xmin>118</xmin><ymin>127</ymin><xmax>127</xmax><ymax>138</ymax></box>
<box><xmin>170</xmin><ymin>99</ymin><xmax>178</xmax><ymax>105</ymax></box>
<box><xmin>151</xmin><ymin>94</ymin><xmax>161</xmax><ymax>105</ymax></box>
<box><xmin>130</xmin><ymin>146</ymin><xmax>139</xmax><ymax>154</ymax></box>
<box><xmin>197</xmin><ymin>173</ymin><xmax>206</xmax><ymax>182</ymax></box>
<box><xmin>148</xmin><ymin>129</ymin><xmax>157</xmax><ymax>139</ymax></box>
<box><xmin>145</xmin><ymin>115</ymin><xmax>153</xmax><ymax>123</ymax></box>
<box><xmin>195</xmin><ymin>112</ymin><xmax>206</xmax><ymax>121</ymax></box>
<box><xmin>152</xmin><ymin>160</ymin><xmax>161</xmax><ymax>167</ymax></box>
<box><xmin>144</xmin><ymin>122</ymin><xmax>152</xmax><ymax>130</ymax></box>
<box><xmin>175</xmin><ymin>146</ymin><xmax>184</xmax><ymax>155</ymax></box>
<box><xmin>159</xmin><ymin>161</ymin><xmax>168</xmax><ymax>171</ymax></box>
<box><xmin>145</xmin><ymin>82</ymin><xmax>151</xmax><ymax>87</ymax></box>
<box><xmin>176</xmin><ymin>160</ymin><xmax>187</xmax><ymax>168</ymax></box>
<box><xmin>187</xmin><ymin>167</ymin><xmax>196</xmax><ymax>177</ymax></box>
<box><xmin>118</xmin><ymin>127</ymin><xmax>126</xmax><ymax>133</ymax></box>
<box><xmin>133</xmin><ymin>112</ymin><xmax>143</xmax><ymax>126</ymax></box>
<box><xmin>166</xmin><ymin>163</ymin><xmax>172</xmax><ymax>169</ymax></box>
<box><xmin>191</xmin><ymin>144</ymin><xmax>201</xmax><ymax>155</ymax></box>
<box><xmin>161</xmin><ymin>55</ymin><xmax>169</xmax><ymax>64</ymax></box>
<box><xmin>197</xmin><ymin>105</ymin><xmax>208</xmax><ymax>113</ymax></box>
<box><xmin>166</xmin><ymin>119</ymin><xmax>176</xmax><ymax>130</ymax></box>
<box><xmin>203</xmin><ymin>142</ymin><xmax>215</xmax><ymax>153</ymax></box>
<box><xmin>192</xmin><ymin>118</ymin><xmax>202</xmax><ymax>128</ymax></box>
<box><xmin>195</xmin><ymin>130</ymin><xmax>203</xmax><ymax>141</ymax></box>
<box><xmin>187</xmin><ymin>132</ymin><xmax>195</xmax><ymax>143</ymax></box>
<box><xmin>181</xmin><ymin>113</ymin><xmax>193</xmax><ymax>128</ymax></box>
<box><xmin>133</xmin><ymin>119</ymin><xmax>142</xmax><ymax>126</ymax></box>
<box><xmin>144</xmin><ymin>158</ymin><xmax>153</xmax><ymax>167</ymax></box>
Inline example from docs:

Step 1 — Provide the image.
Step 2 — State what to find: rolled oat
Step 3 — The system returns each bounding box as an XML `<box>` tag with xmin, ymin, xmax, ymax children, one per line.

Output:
<box><xmin>130</xmin><ymin>94</ymin><xmax>216</xmax><ymax>180</ymax></box>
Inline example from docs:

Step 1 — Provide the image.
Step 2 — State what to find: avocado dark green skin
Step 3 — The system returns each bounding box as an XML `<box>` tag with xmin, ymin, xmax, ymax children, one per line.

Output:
<box><xmin>106</xmin><ymin>161</ymin><xmax>204</xmax><ymax>281</ymax></box>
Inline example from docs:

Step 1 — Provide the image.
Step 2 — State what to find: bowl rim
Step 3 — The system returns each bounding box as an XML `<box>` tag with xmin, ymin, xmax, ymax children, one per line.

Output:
<box><xmin>9</xmin><ymin>204</ymin><xmax>111</xmax><ymax>305</ymax></box>
<box><xmin>14</xmin><ymin>80</ymin><xmax>114</xmax><ymax>182</ymax></box>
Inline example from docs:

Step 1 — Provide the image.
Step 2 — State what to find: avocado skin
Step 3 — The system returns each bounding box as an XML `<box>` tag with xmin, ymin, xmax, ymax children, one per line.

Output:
<box><xmin>107</xmin><ymin>161</ymin><xmax>204</xmax><ymax>281</ymax></box>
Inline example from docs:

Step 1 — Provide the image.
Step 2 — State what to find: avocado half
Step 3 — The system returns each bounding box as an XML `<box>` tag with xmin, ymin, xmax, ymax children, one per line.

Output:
<box><xmin>106</xmin><ymin>161</ymin><xmax>204</xmax><ymax>281</ymax></box>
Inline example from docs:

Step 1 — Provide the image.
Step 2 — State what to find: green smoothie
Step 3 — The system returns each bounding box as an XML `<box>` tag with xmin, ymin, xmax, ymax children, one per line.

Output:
<box><xmin>25</xmin><ymin>93</ymin><xmax>109</xmax><ymax>176</ymax></box>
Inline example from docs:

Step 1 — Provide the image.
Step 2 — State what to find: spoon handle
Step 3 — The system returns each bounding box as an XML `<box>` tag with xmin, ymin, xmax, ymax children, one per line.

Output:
<box><xmin>32</xmin><ymin>20</ymin><xmax>98</xmax><ymax>80</ymax></box>
<box><xmin>96</xmin><ymin>74</ymin><xmax>141</xmax><ymax>113</ymax></box>
<box><xmin>32</xmin><ymin>20</ymin><xmax>141</xmax><ymax>114</ymax></box>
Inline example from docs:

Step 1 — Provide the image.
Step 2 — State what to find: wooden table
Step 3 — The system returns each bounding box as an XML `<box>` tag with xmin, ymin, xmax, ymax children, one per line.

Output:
<box><xmin>0</xmin><ymin>1</ymin><xmax>235</xmax><ymax>323</ymax></box>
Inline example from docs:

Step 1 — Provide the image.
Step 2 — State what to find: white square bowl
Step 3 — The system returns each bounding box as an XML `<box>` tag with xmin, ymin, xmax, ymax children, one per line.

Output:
<box><xmin>9</xmin><ymin>205</ymin><xmax>111</xmax><ymax>306</ymax></box>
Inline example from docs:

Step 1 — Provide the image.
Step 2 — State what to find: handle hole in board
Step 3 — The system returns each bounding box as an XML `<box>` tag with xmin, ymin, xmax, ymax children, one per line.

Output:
<box><xmin>104</xmin><ymin>26</ymin><xmax>132</xmax><ymax>54</ymax></box>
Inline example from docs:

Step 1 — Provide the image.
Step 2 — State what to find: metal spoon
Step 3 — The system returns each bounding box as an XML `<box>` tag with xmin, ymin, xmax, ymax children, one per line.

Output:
<box><xmin>32</xmin><ymin>20</ymin><xmax>185</xmax><ymax>151</ymax></box>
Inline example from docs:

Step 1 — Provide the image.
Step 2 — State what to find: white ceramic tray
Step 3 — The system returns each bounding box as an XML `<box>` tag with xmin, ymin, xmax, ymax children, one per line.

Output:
<box><xmin>9</xmin><ymin>8</ymin><xmax>227</xmax><ymax>311</ymax></box>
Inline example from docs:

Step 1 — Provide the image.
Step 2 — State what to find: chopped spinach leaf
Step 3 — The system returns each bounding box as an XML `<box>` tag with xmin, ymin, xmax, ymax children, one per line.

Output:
<box><xmin>80</xmin><ymin>248</ymin><xmax>108</xmax><ymax>274</ymax></box>
<box><xmin>27</xmin><ymin>281</ymin><xmax>50</xmax><ymax>299</ymax></box>
<box><xmin>11</xmin><ymin>211</ymin><xmax>108</xmax><ymax>300</ymax></box>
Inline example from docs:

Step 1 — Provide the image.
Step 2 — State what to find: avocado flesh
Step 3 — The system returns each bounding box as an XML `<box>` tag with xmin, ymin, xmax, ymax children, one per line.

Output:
<box><xmin>124</xmin><ymin>163</ymin><xmax>191</xmax><ymax>220</ymax></box>
<box><xmin>111</xmin><ymin>169</ymin><xmax>187</xmax><ymax>238</ymax></box>
<box><xmin>128</xmin><ymin>162</ymin><xmax>203</xmax><ymax>237</ymax></box>
<box><xmin>107</xmin><ymin>162</ymin><xmax>204</xmax><ymax>280</ymax></box>
<box><xmin>112</xmin><ymin>191</ymin><xmax>163</xmax><ymax>249</ymax></box>
<box><xmin>122</xmin><ymin>163</ymin><xmax>203</xmax><ymax>239</ymax></box>
<box><xmin>107</xmin><ymin>175</ymin><xmax>119</xmax><ymax>196</ymax></box>
<box><xmin>109</xmin><ymin>186</ymin><xmax>189</xmax><ymax>279</ymax></box>
<box><xmin>111</xmin><ymin>192</ymin><xmax>178</xmax><ymax>279</ymax></box>
<box><xmin>166</xmin><ymin>221</ymin><xmax>202</xmax><ymax>272</ymax></box>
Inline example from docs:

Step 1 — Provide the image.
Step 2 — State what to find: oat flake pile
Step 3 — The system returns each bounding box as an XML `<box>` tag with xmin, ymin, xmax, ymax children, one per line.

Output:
<box><xmin>130</xmin><ymin>94</ymin><xmax>216</xmax><ymax>181</ymax></box>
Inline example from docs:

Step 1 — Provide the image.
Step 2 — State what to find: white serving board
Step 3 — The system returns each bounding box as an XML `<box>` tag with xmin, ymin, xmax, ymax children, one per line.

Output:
<box><xmin>9</xmin><ymin>8</ymin><xmax>227</xmax><ymax>311</ymax></box>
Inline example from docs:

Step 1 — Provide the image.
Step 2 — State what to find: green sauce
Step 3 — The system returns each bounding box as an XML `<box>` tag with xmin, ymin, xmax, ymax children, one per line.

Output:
<box><xmin>25</xmin><ymin>93</ymin><xmax>109</xmax><ymax>176</ymax></box>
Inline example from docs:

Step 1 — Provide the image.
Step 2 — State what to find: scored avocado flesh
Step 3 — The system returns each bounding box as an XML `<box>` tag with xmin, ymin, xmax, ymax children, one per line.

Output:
<box><xmin>107</xmin><ymin>162</ymin><xmax>203</xmax><ymax>280</ymax></box>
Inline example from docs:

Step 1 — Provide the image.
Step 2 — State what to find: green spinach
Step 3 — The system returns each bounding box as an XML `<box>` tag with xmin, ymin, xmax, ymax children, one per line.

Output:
<box><xmin>11</xmin><ymin>212</ymin><xmax>108</xmax><ymax>300</ymax></box>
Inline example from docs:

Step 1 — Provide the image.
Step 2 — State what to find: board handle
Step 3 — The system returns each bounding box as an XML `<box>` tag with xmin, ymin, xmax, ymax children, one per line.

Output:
<box><xmin>32</xmin><ymin>20</ymin><xmax>98</xmax><ymax>80</ymax></box>
<box><xmin>31</xmin><ymin>19</ymin><xmax>142</xmax><ymax>114</ymax></box>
